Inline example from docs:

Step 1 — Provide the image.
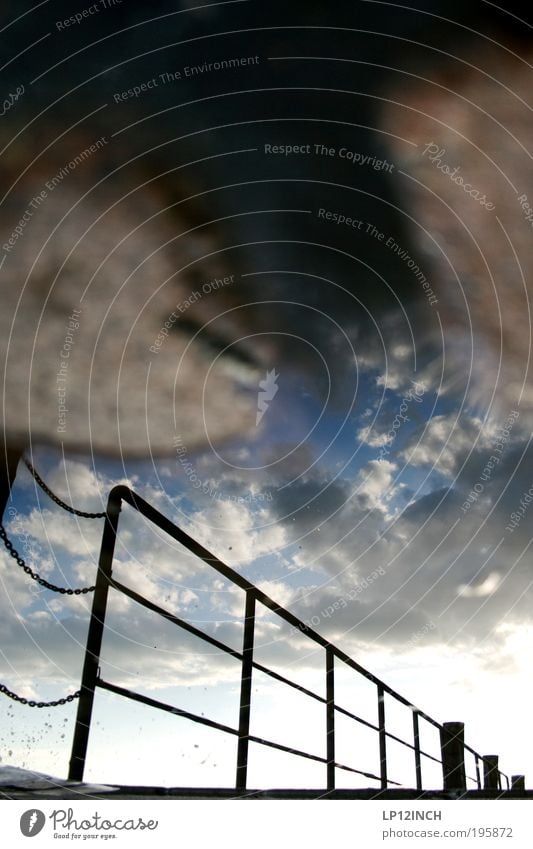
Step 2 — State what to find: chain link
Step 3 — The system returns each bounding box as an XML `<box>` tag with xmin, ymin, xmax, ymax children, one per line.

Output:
<box><xmin>0</xmin><ymin>459</ymin><xmax>97</xmax><ymax>705</ymax></box>
<box><xmin>0</xmin><ymin>523</ymin><xmax>95</xmax><ymax>595</ymax></box>
<box><xmin>23</xmin><ymin>458</ymin><xmax>106</xmax><ymax>519</ymax></box>
<box><xmin>0</xmin><ymin>682</ymin><xmax>81</xmax><ymax>707</ymax></box>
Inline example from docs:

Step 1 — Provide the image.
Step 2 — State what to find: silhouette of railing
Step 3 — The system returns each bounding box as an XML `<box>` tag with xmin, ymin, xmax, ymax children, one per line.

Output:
<box><xmin>68</xmin><ymin>486</ymin><xmax>511</xmax><ymax>793</ymax></box>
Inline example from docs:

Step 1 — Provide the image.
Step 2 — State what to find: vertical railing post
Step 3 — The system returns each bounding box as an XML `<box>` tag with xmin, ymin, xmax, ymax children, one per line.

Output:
<box><xmin>483</xmin><ymin>755</ymin><xmax>500</xmax><ymax>791</ymax></box>
<box><xmin>68</xmin><ymin>491</ymin><xmax>122</xmax><ymax>781</ymax></box>
<box><xmin>377</xmin><ymin>684</ymin><xmax>387</xmax><ymax>789</ymax></box>
<box><xmin>440</xmin><ymin>722</ymin><xmax>466</xmax><ymax>792</ymax></box>
<box><xmin>326</xmin><ymin>648</ymin><xmax>335</xmax><ymax>791</ymax></box>
<box><xmin>475</xmin><ymin>754</ymin><xmax>482</xmax><ymax>789</ymax></box>
<box><xmin>236</xmin><ymin>591</ymin><xmax>255</xmax><ymax>791</ymax></box>
<box><xmin>412</xmin><ymin>710</ymin><xmax>422</xmax><ymax>791</ymax></box>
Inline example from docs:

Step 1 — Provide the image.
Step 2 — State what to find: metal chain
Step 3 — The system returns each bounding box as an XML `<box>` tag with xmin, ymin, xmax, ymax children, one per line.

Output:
<box><xmin>0</xmin><ymin>523</ymin><xmax>95</xmax><ymax>595</ymax></box>
<box><xmin>0</xmin><ymin>682</ymin><xmax>80</xmax><ymax>707</ymax></box>
<box><xmin>23</xmin><ymin>458</ymin><xmax>106</xmax><ymax>519</ymax></box>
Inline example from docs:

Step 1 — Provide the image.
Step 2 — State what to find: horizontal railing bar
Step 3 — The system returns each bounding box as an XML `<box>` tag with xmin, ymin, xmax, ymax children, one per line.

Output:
<box><xmin>104</xmin><ymin>580</ymin><xmax>431</xmax><ymax>756</ymax></box>
<box><xmin>464</xmin><ymin>743</ymin><xmax>485</xmax><ymax>757</ymax></box>
<box><xmin>97</xmin><ymin>675</ymin><xmax>484</xmax><ymax>785</ymax></box>
<box><xmin>109</xmin><ymin>581</ymin><xmax>458</xmax><ymax>773</ymax></box>
<box><xmin>385</xmin><ymin>729</ymin><xmax>419</xmax><ymax>752</ymax></box>
<box><xmin>333</xmin><ymin>703</ymin><xmax>379</xmax><ymax>732</ymax></box>
<box><xmin>418</xmin><ymin>749</ymin><xmax>443</xmax><ymax>766</ymax></box>
<box><xmin>384</xmin><ymin>730</ymin><xmax>445</xmax><ymax>764</ymax></box>
<box><xmin>331</xmin><ymin>707</ymin><xmax>441</xmax><ymax>768</ymax></box>
<box><xmin>334</xmin><ymin>763</ymin><xmax>400</xmax><ymax>785</ymax></box>
<box><xmin>97</xmin><ymin>678</ymin><xmax>238</xmax><ymax>736</ymax></box>
<box><xmin>104</xmin><ymin>487</ymin><xmax>504</xmax><ymax>780</ymax></box>
<box><xmin>102</xmin><ymin>585</ymin><xmax>461</xmax><ymax>771</ymax></box>
<box><xmin>415</xmin><ymin>711</ymin><xmax>447</xmax><ymax>732</ymax></box>
<box><xmin>252</xmin><ymin>662</ymin><xmax>327</xmax><ymax>704</ymax></box>
<box><xmin>333</xmin><ymin>706</ymin><xmax>442</xmax><ymax>768</ymax></box>
<box><xmin>248</xmin><ymin>734</ymin><xmax>400</xmax><ymax>785</ymax></box>
<box><xmin>110</xmin><ymin>580</ymin><xmax>326</xmax><ymax>707</ymax></box>
<box><xmin>108</xmin><ymin>581</ymin><xmax>336</xmax><ymax>708</ymax></box>
<box><xmin>97</xmin><ymin>677</ymin><xmax>397</xmax><ymax>785</ymax></box>
<box><xmin>247</xmin><ymin>735</ymin><xmax>329</xmax><ymax>768</ymax></box>
<box><xmin>109</xmin><ymin>487</ymin><xmax>437</xmax><ymax>721</ymax></box>
<box><xmin>99</xmin><ymin>650</ymin><xmax>443</xmax><ymax>775</ymax></box>
<box><xmin>387</xmin><ymin>777</ymin><xmax>409</xmax><ymax>789</ymax></box>
<box><xmin>109</xmin><ymin>578</ymin><xmax>243</xmax><ymax>661</ymax></box>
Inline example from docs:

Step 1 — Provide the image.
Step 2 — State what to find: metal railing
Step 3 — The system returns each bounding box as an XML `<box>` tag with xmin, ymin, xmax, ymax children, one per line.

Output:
<box><xmin>68</xmin><ymin>486</ymin><xmax>511</xmax><ymax>792</ymax></box>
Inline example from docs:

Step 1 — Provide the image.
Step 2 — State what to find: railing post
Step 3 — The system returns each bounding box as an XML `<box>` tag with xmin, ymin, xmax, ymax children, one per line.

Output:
<box><xmin>511</xmin><ymin>775</ymin><xmax>525</xmax><ymax>791</ymax></box>
<box><xmin>440</xmin><ymin>722</ymin><xmax>466</xmax><ymax>792</ymax></box>
<box><xmin>412</xmin><ymin>710</ymin><xmax>422</xmax><ymax>791</ymax></box>
<box><xmin>236</xmin><ymin>591</ymin><xmax>255</xmax><ymax>791</ymax></box>
<box><xmin>377</xmin><ymin>684</ymin><xmax>387</xmax><ymax>789</ymax></box>
<box><xmin>483</xmin><ymin>755</ymin><xmax>500</xmax><ymax>790</ymax></box>
<box><xmin>475</xmin><ymin>754</ymin><xmax>482</xmax><ymax>789</ymax></box>
<box><xmin>326</xmin><ymin>648</ymin><xmax>335</xmax><ymax>791</ymax></box>
<box><xmin>68</xmin><ymin>491</ymin><xmax>121</xmax><ymax>781</ymax></box>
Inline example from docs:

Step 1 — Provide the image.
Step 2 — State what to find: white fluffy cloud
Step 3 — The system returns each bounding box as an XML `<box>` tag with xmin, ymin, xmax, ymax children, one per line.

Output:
<box><xmin>182</xmin><ymin>498</ymin><xmax>287</xmax><ymax>566</ymax></box>
<box><xmin>400</xmin><ymin>414</ymin><xmax>491</xmax><ymax>477</ymax></box>
<box><xmin>357</xmin><ymin>425</ymin><xmax>393</xmax><ymax>448</ymax></box>
<box><xmin>4</xmin><ymin>433</ymin><xmax>533</xmax><ymax>700</ymax></box>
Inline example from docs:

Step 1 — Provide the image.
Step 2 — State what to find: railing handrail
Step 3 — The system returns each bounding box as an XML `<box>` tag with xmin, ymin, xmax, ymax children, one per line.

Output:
<box><xmin>68</xmin><ymin>485</ymin><xmax>511</xmax><ymax>791</ymax></box>
<box><xmin>109</xmin><ymin>487</ymin><xmax>439</xmax><ymax>724</ymax></box>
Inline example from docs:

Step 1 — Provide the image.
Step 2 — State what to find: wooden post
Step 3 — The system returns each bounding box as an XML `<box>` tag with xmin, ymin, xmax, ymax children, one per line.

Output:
<box><xmin>483</xmin><ymin>755</ymin><xmax>500</xmax><ymax>790</ymax></box>
<box><xmin>511</xmin><ymin>775</ymin><xmax>525</xmax><ymax>791</ymax></box>
<box><xmin>440</xmin><ymin>722</ymin><xmax>466</xmax><ymax>792</ymax></box>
